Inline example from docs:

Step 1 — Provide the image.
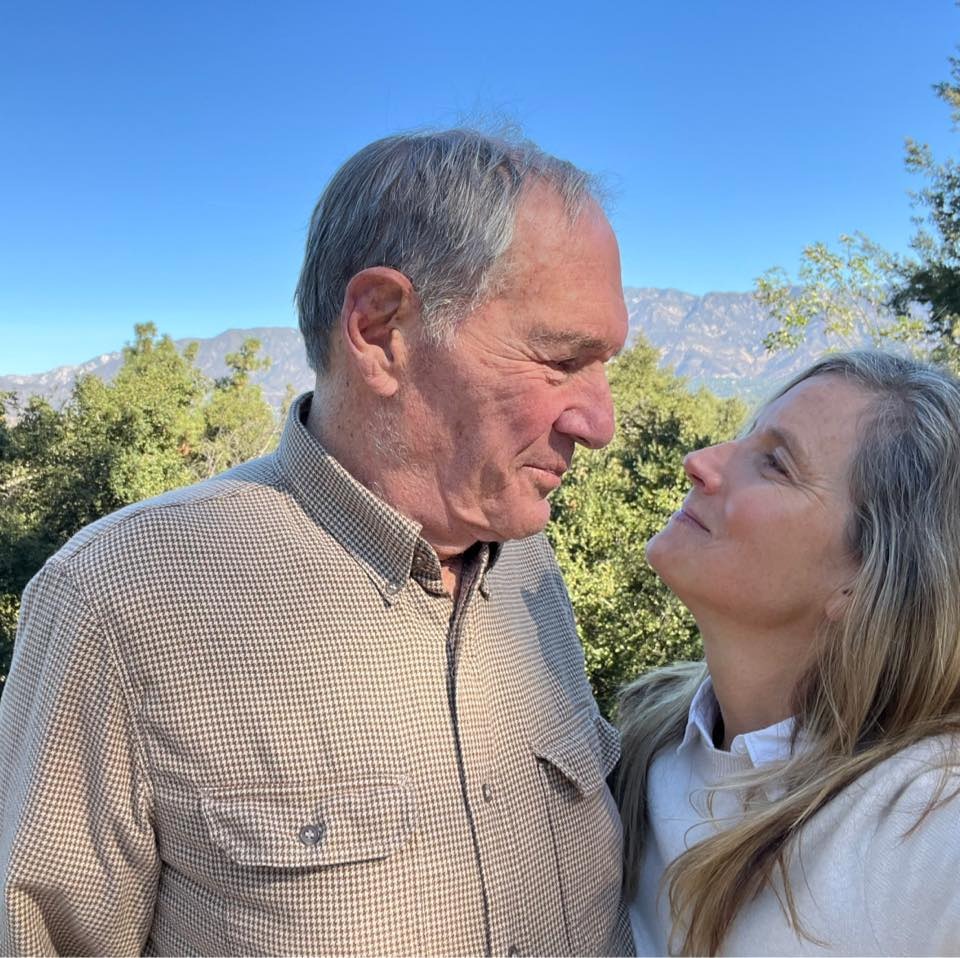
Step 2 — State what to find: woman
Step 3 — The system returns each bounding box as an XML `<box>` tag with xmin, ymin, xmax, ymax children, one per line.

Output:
<box><xmin>618</xmin><ymin>351</ymin><xmax>960</xmax><ymax>956</ymax></box>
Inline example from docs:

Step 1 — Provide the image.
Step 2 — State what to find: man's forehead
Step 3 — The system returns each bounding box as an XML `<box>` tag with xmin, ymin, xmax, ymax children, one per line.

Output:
<box><xmin>509</xmin><ymin>188</ymin><xmax>608</xmax><ymax>262</ymax></box>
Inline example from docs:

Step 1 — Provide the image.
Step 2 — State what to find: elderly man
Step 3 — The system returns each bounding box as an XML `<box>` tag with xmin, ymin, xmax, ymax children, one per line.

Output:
<box><xmin>0</xmin><ymin>131</ymin><xmax>630</xmax><ymax>956</ymax></box>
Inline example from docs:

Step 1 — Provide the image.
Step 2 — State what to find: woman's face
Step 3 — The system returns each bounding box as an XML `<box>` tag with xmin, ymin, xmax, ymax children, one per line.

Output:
<box><xmin>646</xmin><ymin>374</ymin><xmax>873</xmax><ymax>635</ymax></box>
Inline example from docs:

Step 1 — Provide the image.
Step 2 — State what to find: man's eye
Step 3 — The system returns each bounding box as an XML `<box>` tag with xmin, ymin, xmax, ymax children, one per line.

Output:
<box><xmin>548</xmin><ymin>358</ymin><xmax>579</xmax><ymax>373</ymax></box>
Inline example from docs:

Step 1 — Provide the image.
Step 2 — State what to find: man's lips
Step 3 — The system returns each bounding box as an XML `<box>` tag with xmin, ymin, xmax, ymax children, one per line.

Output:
<box><xmin>526</xmin><ymin>460</ymin><xmax>568</xmax><ymax>478</ymax></box>
<box><xmin>524</xmin><ymin>463</ymin><xmax>568</xmax><ymax>487</ymax></box>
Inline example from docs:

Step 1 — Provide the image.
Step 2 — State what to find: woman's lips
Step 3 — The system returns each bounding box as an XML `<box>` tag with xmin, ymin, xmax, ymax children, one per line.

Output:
<box><xmin>676</xmin><ymin>505</ymin><xmax>709</xmax><ymax>532</ymax></box>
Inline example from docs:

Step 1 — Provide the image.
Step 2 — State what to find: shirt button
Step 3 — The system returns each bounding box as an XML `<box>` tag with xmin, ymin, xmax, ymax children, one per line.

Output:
<box><xmin>481</xmin><ymin>783</ymin><xmax>494</xmax><ymax>803</ymax></box>
<box><xmin>385</xmin><ymin>581</ymin><xmax>402</xmax><ymax>595</ymax></box>
<box><xmin>298</xmin><ymin>823</ymin><xmax>324</xmax><ymax>846</ymax></box>
<box><xmin>507</xmin><ymin>946</ymin><xmax>521</xmax><ymax>957</ymax></box>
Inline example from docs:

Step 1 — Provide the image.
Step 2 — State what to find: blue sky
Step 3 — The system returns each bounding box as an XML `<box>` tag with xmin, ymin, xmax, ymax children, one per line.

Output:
<box><xmin>2</xmin><ymin>0</ymin><xmax>957</xmax><ymax>374</ymax></box>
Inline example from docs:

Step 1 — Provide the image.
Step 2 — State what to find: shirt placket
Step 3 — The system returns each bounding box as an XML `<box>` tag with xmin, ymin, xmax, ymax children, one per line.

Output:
<box><xmin>441</xmin><ymin>554</ymin><xmax>529</xmax><ymax>958</ymax></box>
<box><xmin>442</xmin><ymin>554</ymin><xmax>497</xmax><ymax>957</ymax></box>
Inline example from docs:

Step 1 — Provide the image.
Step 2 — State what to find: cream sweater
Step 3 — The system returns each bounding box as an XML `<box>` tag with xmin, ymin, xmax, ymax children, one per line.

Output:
<box><xmin>629</xmin><ymin>681</ymin><xmax>960</xmax><ymax>956</ymax></box>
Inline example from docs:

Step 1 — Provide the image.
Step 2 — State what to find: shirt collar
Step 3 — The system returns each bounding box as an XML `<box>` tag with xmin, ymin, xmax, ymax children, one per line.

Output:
<box><xmin>275</xmin><ymin>393</ymin><xmax>501</xmax><ymax>600</ymax></box>
<box><xmin>677</xmin><ymin>676</ymin><xmax>799</xmax><ymax>767</ymax></box>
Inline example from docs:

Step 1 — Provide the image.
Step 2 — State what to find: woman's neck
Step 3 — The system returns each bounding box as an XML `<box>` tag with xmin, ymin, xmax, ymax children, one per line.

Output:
<box><xmin>700</xmin><ymin>623</ymin><xmax>811</xmax><ymax>750</ymax></box>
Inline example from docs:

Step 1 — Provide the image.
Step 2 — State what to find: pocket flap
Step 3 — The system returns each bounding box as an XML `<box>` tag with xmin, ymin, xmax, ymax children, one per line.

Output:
<box><xmin>531</xmin><ymin>707</ymin><xmax>621</xmax><ymax>795</ymax></box>
<box><xmin>201</xmin><ymin>779</ymin><xmax>415</xmax><ymax>868</ymax></box>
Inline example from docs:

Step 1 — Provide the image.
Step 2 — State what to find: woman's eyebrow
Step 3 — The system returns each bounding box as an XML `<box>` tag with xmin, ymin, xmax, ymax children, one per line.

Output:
<box><xmin>763</xmin><ymin>425</ymin><xmax>810</xmax><ymax>470</ymax></box>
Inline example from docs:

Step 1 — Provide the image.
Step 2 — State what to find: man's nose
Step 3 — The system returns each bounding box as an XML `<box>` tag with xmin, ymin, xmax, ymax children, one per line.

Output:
<box><xmin>553</xmin><ymin>366</ymin><xmax>616</xmax><ymax>450</ymax></box>
<box><xmin>682</xmin><ymin>443</ymin><xmax>728</xmax><ymax>492</ymax></box>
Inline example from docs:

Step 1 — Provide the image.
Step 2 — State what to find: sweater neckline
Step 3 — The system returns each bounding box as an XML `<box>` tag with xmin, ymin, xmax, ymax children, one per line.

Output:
<box><xmin>678</xmin><ymin>677</ymin><xmax>800</xmax><ymax>769</ymax></box>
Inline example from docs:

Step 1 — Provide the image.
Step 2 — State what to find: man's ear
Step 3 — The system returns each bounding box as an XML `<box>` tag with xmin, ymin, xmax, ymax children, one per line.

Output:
<box><xmin>338</xmin><ymin>268</ymin><xmax>420</xmax><ymax>397</ymax></box>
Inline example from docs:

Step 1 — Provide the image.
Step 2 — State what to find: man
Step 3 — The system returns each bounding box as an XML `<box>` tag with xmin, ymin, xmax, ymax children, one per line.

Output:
<box><xmin>0</xmin><ymin>130</ymin><xmax>630</xmax><ymax>955</ymax></box>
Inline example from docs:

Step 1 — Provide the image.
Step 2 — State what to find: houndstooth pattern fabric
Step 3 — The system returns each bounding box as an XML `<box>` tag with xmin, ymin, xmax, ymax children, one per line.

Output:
<box><xmin>0</xmin><ymin>394</ymin><xmax>630</xmax><ymax>957</ymax></box>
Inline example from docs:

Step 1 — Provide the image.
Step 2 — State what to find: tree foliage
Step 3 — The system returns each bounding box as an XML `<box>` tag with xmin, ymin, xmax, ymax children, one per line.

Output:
<box><xmin>755</xmin><ymin>233</ymin><xmax>929</xmax><ymax>355</ymax></box>
<box><xmin>548</xmin><ymin>337</ymin><xmax>745</xmax><ymax>716</ymax></box>
<box><xmin>197</xmin><ymin>339</ymin><xmax>279</xmax><ymax>478</ymax></box>
<box><xmin>890</xmin><ymin>55</ymin><xmax>960</xmax><ymax>369</ymax></box>
<box><xmin>754</xmin><ymin>47</ymin><xmax>960</xmax><ymax>370</ymax></box>
<box><xmin>0</xmin><ymin>325</ymin><xmax>280</xmax><ymax>691</ymax></box>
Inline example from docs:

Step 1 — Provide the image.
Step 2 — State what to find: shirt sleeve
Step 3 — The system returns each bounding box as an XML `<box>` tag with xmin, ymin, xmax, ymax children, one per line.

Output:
<box><xmin>0</xmin><ymin>559</ymin><xmax>159</xmax><ymax>956</ymax></box>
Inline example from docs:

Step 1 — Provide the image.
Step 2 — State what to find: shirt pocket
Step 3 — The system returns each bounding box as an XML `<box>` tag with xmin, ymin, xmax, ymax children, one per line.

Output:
<box><xmin>531</xmin><ymin>707</ymin><xmax>624</xmax><ymax>956</ymax></box>
<box><xmin>201</xmin><ymin>778</ymin><xmax>416</xmax><ymax>868</ymax></box>
<box><xmin>531</xmin><ymin>706</ymin><xmax>620</xmax><ymax>796</ymax></box>
<box><xmin>195</xmin><ymin>779</ymin><xmax>418</xmax><ymax>954</ymax></box>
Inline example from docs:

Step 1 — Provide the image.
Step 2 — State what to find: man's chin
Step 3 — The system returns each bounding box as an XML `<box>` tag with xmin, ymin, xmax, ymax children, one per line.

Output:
<box><xmin>493</xmin><ymin>500</ymin><xmax>553</xmax><ymax>542</ymax></box>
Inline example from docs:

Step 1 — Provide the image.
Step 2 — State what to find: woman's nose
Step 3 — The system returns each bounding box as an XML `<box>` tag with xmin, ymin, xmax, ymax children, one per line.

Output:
<box><xmin>682</xmin><ymin>444</ymin><xmax>727</xmax><ymax>492</ymax></box>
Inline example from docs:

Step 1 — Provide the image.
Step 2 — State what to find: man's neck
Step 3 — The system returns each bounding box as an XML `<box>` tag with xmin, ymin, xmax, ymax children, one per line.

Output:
<box><xmin>306</xmin><ymin>387</ymin><xmax>378</xmax><ymax>487</ymax></box>
<box><xmin>439</xmin><ymin>554</ymin><xmax>464</xmax><ymax>601</ymax></box>
<box><xmin>307</xmin><ymin>390</ymin><xmax>474</xmax><ymax>599</ymax></box>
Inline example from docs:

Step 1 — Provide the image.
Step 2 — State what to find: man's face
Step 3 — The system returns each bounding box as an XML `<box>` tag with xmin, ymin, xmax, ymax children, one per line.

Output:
<box><xmin>394</xmin><ymin>186</ymin><xmax>628</xmax><ymax>553</ymax></box>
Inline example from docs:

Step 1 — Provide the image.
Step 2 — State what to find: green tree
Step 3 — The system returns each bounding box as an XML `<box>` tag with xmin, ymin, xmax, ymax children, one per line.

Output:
<box><xmin>0</xmin><ymin>392</ymin><xmax>84</xmax><ymax>690</ymax></box>
<box><xmin>755</xmin><ymin>233</ymin><xmax>928</xmax><ymax>356</ymax></box>
<box><xmin>889</xmin><ymin>55</ymin><xmax>960</xmax><ymax>369</ymax></box>
<box><xmin>548</xmin><ymin>337</ymin><xmax>745</xmax><ymax>716</ymax></box>
<box><xmin>0</xmin><ymin>325</ymin><xmax>279</xmax><ymax>691</ymax></box>
<box><xmin>754</xmin><ymin>49</ymin><xmax>960</xmax><ymax>368</ymax></box>
<box><xmin>196</xmin><ymin>339</ymin><xmax>281</xmax><ymax>479</ymax></box>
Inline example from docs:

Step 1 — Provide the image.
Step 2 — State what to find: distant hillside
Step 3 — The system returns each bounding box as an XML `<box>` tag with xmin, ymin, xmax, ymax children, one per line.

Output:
<box><xmin>623</xmin><ymin>287</ymin><xmax>834</xmax><ymax>400</ymax></box>
<box><xmin>1</xmin><ymin>289</ymin><xmax>834</xmax><ymax>412</ymax></box>
<box><xmin>0</xmin><ymin>327</ymin><xmax>313</xmax><ymax>413</ymax></box>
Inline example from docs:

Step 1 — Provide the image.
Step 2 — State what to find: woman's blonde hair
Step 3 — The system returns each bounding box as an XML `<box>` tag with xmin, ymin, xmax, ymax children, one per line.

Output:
<box><xmin>617</xmin><ymin>350</ymin><xmax>960</xmax><ymax>955</ymax></box>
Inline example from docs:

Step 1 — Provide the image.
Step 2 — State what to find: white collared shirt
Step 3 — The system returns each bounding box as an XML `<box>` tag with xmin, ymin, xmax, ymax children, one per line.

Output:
<box><xmin>629</xmin><ymin>678</ymin><xmax>798</xmax><ymax>956</ymax></box>
<box><xmin>627</xmin><ymin>678</ymin><xmax>960</xmax><ymax>955</ymax></box>
<box><xmin>680</xmin><ymin>676</ymin><xmax>797</xmax><ymax>767</ymax></box>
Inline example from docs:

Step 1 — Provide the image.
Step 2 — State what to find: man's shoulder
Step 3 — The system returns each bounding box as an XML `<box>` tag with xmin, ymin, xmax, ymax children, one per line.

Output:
<box><xmin>49</xmin><ymin>453</ymin><xmax>285</xmax><ymax>574</ymax></box>
<box><xmin>493</xmin><ymin>532</ymin><xmax>568</xmax><ymax>591</ymax></box>
<box><xmin>497</xmin><ymin>531</ymin><xmax>562</xmax><ymax>571</ymax></box>
<box><xmin>491</xmin><ymin>533</ymin><xmax>576</xmax><ymax>630</ymax></box>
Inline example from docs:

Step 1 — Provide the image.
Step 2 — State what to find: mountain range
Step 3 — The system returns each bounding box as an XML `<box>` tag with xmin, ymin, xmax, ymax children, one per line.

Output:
<box><xmin>1</xmin><ymin>287</ymin><xmax>832</xmax><ymax>412</ymax></box>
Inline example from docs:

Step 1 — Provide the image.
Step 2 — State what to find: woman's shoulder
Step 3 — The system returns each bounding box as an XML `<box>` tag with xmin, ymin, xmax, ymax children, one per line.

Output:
<box><xmin>849</xmin><ymin>736</ymin><xmax>960</xmax><ymax>949</ymax></box>
<box><xmin>810</xmin><ymin>734</ymin><xmax>960</xmax><ymax>858</ymax></box>
<box><xmin>794</xmin><ymin>735</ymin><xmax>960</xmax><ymax>876</ymax></box>
<box><xmin>828</xmin><ymin>734</ymin><xmax>960</xmax><ymax>888</ymax></box>
<box><xmin>773</xmin><ymin>734</ymin><xmax>960</xmax><ymax>953</ymax></box>
<box><xmin>855</xmin><ymin>733</ymin><xmax>960</xmax><ymax>814</ymax></box>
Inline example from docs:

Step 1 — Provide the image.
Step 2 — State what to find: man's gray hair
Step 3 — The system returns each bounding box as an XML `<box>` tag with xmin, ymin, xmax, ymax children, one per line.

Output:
<box><xmin>294</xmin><ymin>129</ymin><xmax>599</xmax><ymax>373</ymax></box>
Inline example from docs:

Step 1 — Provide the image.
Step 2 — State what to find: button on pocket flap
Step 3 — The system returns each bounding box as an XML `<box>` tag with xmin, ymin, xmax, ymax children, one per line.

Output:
<box><xmin>201</xmin><ymin>780</ymin><xmax>415</xmax><ymax>868</ymax></box>
<box><xmin>531</xmin><ymin>707</ymin><xmax>620</xmax><ymax>796</ymax></box>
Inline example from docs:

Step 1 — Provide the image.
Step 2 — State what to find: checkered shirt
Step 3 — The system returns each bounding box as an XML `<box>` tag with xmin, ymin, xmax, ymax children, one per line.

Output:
<box><xmin>0</xmin><ymin>394</ymin><xmax>629</xmax><ymax>957</ymax></box>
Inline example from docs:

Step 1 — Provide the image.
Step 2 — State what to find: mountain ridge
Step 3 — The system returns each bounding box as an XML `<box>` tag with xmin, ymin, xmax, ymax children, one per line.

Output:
<box><xmin>1</xmin><ymin>288</ymin><xmax>831</xmax><ymax>412</ymax></box>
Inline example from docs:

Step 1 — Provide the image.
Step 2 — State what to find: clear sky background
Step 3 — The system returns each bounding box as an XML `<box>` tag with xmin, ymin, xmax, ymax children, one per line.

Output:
<box><xmin>2</xmin><ymin>0</ymin><xmax>958</xmax><ymax>374</ymax></box>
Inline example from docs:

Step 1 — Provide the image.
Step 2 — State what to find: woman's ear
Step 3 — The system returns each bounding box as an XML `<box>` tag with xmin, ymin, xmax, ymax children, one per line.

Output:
<box><xmin>824</xmin><ymin>584</ymin><xmax>854</xmax><ymax>623</ymax></box>
<box><xmin>337</xmin><ymin>268</ymin><xmax>420</xmax><ymax>397</ymax></box>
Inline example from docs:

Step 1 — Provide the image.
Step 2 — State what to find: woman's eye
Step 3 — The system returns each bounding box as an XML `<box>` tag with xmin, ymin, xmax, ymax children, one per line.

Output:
<box><xmin>763</xmin><ymin>453</ymin><xmax>789</xmax><ymax>476</ymax></box>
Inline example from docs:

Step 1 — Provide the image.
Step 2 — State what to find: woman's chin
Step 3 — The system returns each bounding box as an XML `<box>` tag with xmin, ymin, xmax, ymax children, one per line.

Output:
<box><xmin>645</xmin><ymin>528</ymin><xmax>681</xmax><ymax>579</ymax></box>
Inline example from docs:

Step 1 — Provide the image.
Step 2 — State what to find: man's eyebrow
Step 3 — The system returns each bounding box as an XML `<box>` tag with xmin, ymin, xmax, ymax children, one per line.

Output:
<box><xmin>527</xmin><ymin>327</ymin><xmax>615</xmax><ymax>355</ymax></box>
